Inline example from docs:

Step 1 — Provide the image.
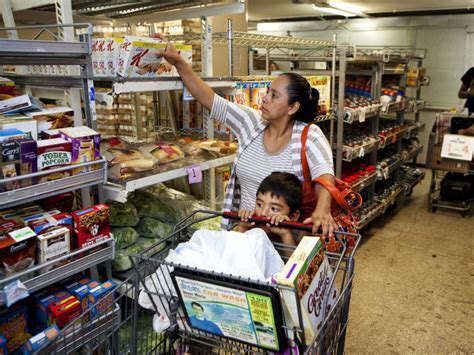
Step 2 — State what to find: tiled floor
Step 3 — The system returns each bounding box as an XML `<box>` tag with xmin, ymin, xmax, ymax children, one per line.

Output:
<box><xmin>345</xmin><ymin>170</ymin><xmax>473</xmax><ymax>353</ymax></box>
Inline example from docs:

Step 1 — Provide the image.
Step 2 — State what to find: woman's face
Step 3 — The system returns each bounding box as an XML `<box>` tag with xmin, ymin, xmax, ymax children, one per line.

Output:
<box><xmin>261</xmin><ymin>75</ymin><xmax>298</xmax><ymax>122</ymax></box>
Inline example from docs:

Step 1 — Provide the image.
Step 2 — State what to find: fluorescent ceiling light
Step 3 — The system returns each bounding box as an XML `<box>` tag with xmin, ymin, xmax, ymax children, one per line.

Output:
<box><xmin>328</xmin><ymin>1</ymin><xmax>365</xmax><ymax>16</ymax></box>
<box><xmin>313</xmin><ymin>5</ymin><xmax>356</xmax><ymax>17</ymax></box>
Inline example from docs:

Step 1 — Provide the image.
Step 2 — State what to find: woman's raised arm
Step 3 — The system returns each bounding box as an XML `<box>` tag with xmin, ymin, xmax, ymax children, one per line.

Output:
<box><xmin>155</xmin><ymin>33</ymin><xmax>215</xmax><ymax>110</ymax></box>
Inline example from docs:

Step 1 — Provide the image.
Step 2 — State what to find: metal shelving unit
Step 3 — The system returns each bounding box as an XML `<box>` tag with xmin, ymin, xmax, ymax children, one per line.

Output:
<box><xmin>0</xmin><ymin>24</ymin><xmax>114</xmax><ymax>312</ymax></box>
<box><xmin>0</xmin><ymin>239</ymin><xmax>114</xmax><ymax>306</ymax></box>
<box><xmin>103</xmin><ymin>154</ymin><xmax>235</xmax><ymax>202</ymax></box>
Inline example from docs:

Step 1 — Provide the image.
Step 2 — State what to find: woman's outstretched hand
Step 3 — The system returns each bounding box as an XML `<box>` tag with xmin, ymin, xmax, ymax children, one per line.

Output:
<box><xmin>153</xmin><ymin>33</ymin><xmax>184</xmax><ymax>66</ymax></box>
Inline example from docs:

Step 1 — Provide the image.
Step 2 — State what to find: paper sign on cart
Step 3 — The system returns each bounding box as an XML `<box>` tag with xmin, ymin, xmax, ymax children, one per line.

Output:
<box><xmin>441</xmin><ymin>134</ymin><xmax>474</xmax><ymax>161</ymax></box>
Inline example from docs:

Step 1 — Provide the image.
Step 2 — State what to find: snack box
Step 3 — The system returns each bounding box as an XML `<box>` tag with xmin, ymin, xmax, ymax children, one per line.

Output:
<box><xmin>0</xmin><ymin>128</ymin><xmax>27</xmax><ymax>143</ymax></box>
<box><xmin>86</xmin><ymin>281</ymin><xmax>104</xmax><ymax>318</ymax></box>
<box><xmin>19</xmin><ymin>209</ymin><xmax>61</xmax><ymax>225</ymax></box>
<box><xmin>15</xmin><ymin>138</ymin><xmax>37</xmax><ymax>188</ymax></box>
<box><xmin>0</xmin><ymin>219</ymin><xmax>23</xmax><ymax>239</ymax></box>
<box><xmin>59</xmin><ymin>126</ymin><xmax>101</xmax><ymax>175</ymax></box>
<box><xmin>37</xmin><ymin>226</ymin><xmax>71</xmax><ymax>264</ymax></box>
<box><xmin>0</xmin><ymin>302</ymin><xmax>29</xmax><ymax>353</ymax></box>
<box><xmin>72</xmin><ymin>204</ymin><xmax>110</xmax><ymax>249</ymax></box>
<box><xmin>72</xmin><ymin>284</ymin><xmax>91</xmax><ymax>315</ymax></box>
<box><xmin>97</xmin><ymin>280</ymin><xmax>117</xmax><ymax>315</ymax></box>
<box><xmin>171</xmin><ymin>44</ymin><xmax>192</xmax><ymax>77</ymax></box>
<box><xmin>41</xmin><ymin>129</ymin><xmax>60</xmax><ymax>139</ymax></box>
<box><xmin>34</xmin><ymin>290</ymin><xmax>70</xmax><ymax>330</ymax></box>
<box><xmin>61</xmin><ymin>277</ymin><xmax>91</xmax><ymax>294</ymax></box>
<box><xmin>118</xmin><ymin>36</ymin><xmax>172</xmax><ymax>78</ymax></box>
<box><xmin>48</xmin><ymin>295</ymin><xmax>81</xmax><ymax>328</ymax></box>
<box><xmin>26</xmin><ymin>107</ymin><xmax>74</xmax><ymax>135</ymax></box>
<box><xmin>28</xmin><ymin>212</ymin><xmax>72</xmax><ymax>235</ymax></box>
<box><xmin>36</xmin><ymin>138</ymin><xmax>72</xmax><ymax>183</ymax></box>
<box><xmin>0</xmin><ymin>139</ymin><xmax>21</xmax><ymax>191</ymax></box>
<box><xmin>106</xmin><ymin>37</ymin><xmax>122</xmax><ymax>77</ymax></box>
<box><xmin>0</xmin><ymin>117</ymin><xmax>37</xmax><ymax>140</ymax></box>
<box><xmin>275</xmin><ymin>236</ymin><xmax>338</xmax><ymax>344</ymax></box>
<box><xmin>22</xmin><ymin>325</ymin><xmax>60</xmax><ymax>354</ymax></box>
<box><xmin>0</xmin><ymin>227</ymin><xmax>36</xmax><ymax>277</ymax></box>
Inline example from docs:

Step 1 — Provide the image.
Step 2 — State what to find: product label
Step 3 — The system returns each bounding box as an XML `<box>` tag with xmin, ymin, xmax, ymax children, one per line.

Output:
<box><xmin>38</xmin><ymin>151</ymin><xmax>72</xmax><ymax>169</ymax></box>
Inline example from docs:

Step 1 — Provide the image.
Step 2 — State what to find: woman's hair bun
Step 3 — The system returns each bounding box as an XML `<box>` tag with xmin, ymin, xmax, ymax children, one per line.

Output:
<box><xmin>281</xmin><ymin>72</ymin><xmax>320</xmax><ymax>123</ymax></box>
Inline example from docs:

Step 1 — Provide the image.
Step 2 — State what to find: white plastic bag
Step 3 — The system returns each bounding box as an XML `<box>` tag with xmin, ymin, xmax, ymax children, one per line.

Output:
<box><xmin>138</xmin><ymin>228</ymin><xmax>284</xmax><ymax>331</ymax></box>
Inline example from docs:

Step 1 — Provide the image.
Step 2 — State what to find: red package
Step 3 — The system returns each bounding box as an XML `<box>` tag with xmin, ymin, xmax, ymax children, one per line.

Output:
<box><xmin>48</xmin><ymin>295</ymin><xmax>81</xmax><ymax>328</ymax></box>
<box><xmin>72</xmin><ymin>204</ymin><xmax>110</xmax><ymax>249</ymax></box>
<box><xmin>40</xmin><ymin>192</ymin><xmax>75</xmax><ymax>213</ymax></box>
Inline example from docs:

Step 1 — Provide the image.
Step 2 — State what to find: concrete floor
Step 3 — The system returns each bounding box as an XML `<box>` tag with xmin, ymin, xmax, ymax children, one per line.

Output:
<box><xmin>345</xmin><ymin>170</ymin><xmax>474</xmax><ymax>353</ymax></box>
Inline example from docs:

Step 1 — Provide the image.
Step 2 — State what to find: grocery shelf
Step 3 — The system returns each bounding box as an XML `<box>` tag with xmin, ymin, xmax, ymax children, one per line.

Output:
<box><xmin>403</xmin><ymin>145</ymin><xmax>423</xmax><ymax>162</ymax></box>
<box><xmin>94</xmin><ymin>77</ymin><xmax>240</xmax><ymax>94</ymax></box>
<box><xmin>0</xmin><ymin>38</ymin><xmax>89</xmax><ymax>65</ymax></box>
<box><xmin>381</xmin><ymin>100</ymin><xmax>408</xmax><ymax>114</ymax></box>
<box><xmin>375</xmin><ymin>185</ymin><xmax>404</xmax><ymax>213</ymax></box>
<box><xmin>356</xmin><ymin>205</ymin><xmax>383</xmax><ymax>229</ymax></box>
<box><xmin>104</xmin><ymin>154</ymin><xmax>236</xmax><ymax>202</ymax></box>
<box><xmin>378</xmin><ymin>127</ymin><xmax>409</xmax><ymax>148</ymax></box>
<box><xmin>402</xmin><ymin>170</ymin><xmax>426</xmax><ymax>195</ymax></box>
<box><xmin>40</xmin><ymin>303</ymin><xmax>121</xmax><ymax>354</ymax></box>
<box><xmin>0</xmin><ymin>238</ymin><xmax>115</xmax><ymax>306</ymax></box>
<box><xmin>170</xmin><ymin>31</ymin><xmax>335</xmax><ymax>49</ymax></box>
<box><xmin>351</xmin><ymin>172</ymin><xmax>377</xmax><ymax>192</ymax></box>
<box><xmin>0</xmin><ymin>74</ymin><xmax>85</xmax><ymax>88</ymax></box>
<box><xmin>344</xmin><ymin>105</ymin><xmax>381</xmax><ymax>124</ymax></box>
<box><xmin>0</xmin><ymin>159</ymin><xmax>107</xmax><ymax>209</ymax></box>
<box><xmin>340</xmin><ymin>138</ymin><xmax>381</xmax><ymax>162</ymax></box>
<box><xmin>377</xmin><ymin>158</ymin><xmax>403</xmax><ymax>180</ymax></box>
<box><xmin>405</xmin><ymin>121</ymin><xmax>425</xmax><ymax>138</ymax></box>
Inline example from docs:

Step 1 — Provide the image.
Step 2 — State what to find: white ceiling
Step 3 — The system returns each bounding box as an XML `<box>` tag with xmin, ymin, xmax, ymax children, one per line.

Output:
<box><xmin>249</xmin><ymin>0</ymin><xmax>474</xmax><ymax>21</ymax></box>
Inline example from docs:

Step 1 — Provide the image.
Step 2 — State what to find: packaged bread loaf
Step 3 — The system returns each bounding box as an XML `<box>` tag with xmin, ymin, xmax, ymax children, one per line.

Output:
<box><xmin>137</xmin><ymin>142</ymin><xmax>184</xmax><ymax>164</ymax></box>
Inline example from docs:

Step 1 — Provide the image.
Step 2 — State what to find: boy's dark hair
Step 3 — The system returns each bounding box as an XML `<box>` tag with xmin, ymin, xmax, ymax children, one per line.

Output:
<box><xmin>257</xmin><ymin>172</ymin><xmax>303</xmax><ymax>214</ymax></box>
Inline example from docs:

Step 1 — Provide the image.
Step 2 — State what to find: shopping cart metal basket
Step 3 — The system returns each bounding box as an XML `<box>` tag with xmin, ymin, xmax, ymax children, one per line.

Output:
<box><xmin>426</xmin><ymin>112</ymin><xmax>474</xmax><ymax>216</ymax></box>
<box><xmin>35</xmin><ymin>210</ymin><xmax>360</xmax><ymax>354</ymax></box>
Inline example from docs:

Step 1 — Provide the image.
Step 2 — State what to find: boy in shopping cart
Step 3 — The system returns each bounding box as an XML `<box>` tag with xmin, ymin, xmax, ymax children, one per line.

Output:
<box><xmin>238</xmin><ymin>172</ymin><xmax>303</xmax><ymax>247</ymax></box>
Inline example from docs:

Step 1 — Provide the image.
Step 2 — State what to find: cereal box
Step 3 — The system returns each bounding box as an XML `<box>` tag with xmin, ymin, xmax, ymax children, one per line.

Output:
<box><xmin>15</xmin><ymin>138</ymin><xmax>37</xmax><ymax>188</ymax></box>
<box><xmin>275</xmin><ymin>237</ymin><xmax>338</xmax><ymax>344</ymax></box>
<box><xmin>48</xmin><ymin>295</ymin><xmax>81</xmax><ymax>328</ymax></box>
<box><xmin>28</xmin><ymin>212</ymin><xmax>72</xmax><ymax>235</ymax></box>
<box><xmin>22</xmin><ymin>324</ymin><xmax>60</xmax><ymax>354</ymax></box>
<box><xmin>36</xmin><ymin>138</ymin><xmax>72</xmax><ymax>183</ymax></box>
<box><xmin>118</xmin><ymin>36</ymin><xmax>172</xmax><ymax>78</ymax></box>
<box><xmin>59</xmin><ymin>126</ymin><xmax>100</xmax><ymax>175</ymax></box>
<box><xmin>106</xmin><ymin>37</ymin><xmax>122</xmax><ymax>77</ymax></box>
<box><xmin>250</xmin><ymin>81</ymin><xmax>270</xmax><ymax>110</ymax></box>
<box><xmin>0</xmin><ymin>227</ymin><xmax>36</xmax><ymax>277</ymax></box>
<box><xmin>0</xmin><ymin>302</ymin><xmax>29</xmax><ymax>353</ymax></box>
<box><xmin>172</xmin><ymin>43</ymin><xmax>192</xmax><ymax>77</ymax></box>
<box><xmin>37</xmin><ymin>226</ymin><xmax>71</xmax><ymax>264</ymax></box>
<box><xmin>92</xmin><ymin>38</ymin><xmax>107</xmax><ymax>77</ymax></box>
<box><xmin>72</xmin><ymin>204</ymin><xmax>110</xmax><ymax>249</ymax></box>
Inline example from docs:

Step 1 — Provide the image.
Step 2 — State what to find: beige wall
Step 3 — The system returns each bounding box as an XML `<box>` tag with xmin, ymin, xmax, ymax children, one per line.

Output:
<box><xmin>211</xmin><ymin>3</ymin><xmax>248</xmax><ymax>77</ymax></box>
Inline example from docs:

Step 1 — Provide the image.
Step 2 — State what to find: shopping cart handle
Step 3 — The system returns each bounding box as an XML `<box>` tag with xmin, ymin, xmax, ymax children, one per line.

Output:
<box><xmin>222</xmin><ymin>211</ymin><xmax>313</xmax><ymax>232</ymax></box>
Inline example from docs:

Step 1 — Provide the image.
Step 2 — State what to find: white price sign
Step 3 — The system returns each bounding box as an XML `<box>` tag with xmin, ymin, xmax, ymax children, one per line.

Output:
<box><xmin>441</xmin><ymin>134</ymin><xmax>474</xmax><ymax>161</ymax></box>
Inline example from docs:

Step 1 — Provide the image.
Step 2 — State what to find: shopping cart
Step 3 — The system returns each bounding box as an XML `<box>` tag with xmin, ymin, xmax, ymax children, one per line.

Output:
<box><xmin>426</xmin><ymin>112</ymin><xmax>474</xmax><ymax>216</ymax></box>
<box><xmin>35</xmin><ymin>210</ymin><xmax>360</xmax><ymax>354</ymax></box>
<box><xmin>131</xmin><ymin>210</ymin><xmax>361</xmax><ymax>354</ymax></box>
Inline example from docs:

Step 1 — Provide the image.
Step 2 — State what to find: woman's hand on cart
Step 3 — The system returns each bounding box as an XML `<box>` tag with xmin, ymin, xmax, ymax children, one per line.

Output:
<box><xmin>303</xmin><ymin>203</ymin><xmax>338</xmax><ymax>237</ymax></box>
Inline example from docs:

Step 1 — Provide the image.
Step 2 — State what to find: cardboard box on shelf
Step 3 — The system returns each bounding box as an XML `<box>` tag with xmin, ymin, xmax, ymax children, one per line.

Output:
<box><xmin>0</xmin><ymin>227</ymin><xmax>37</xmax><ymax>277</ymax></box>
<box><xmin>59</xmin><ymin>126</ymin><xmax>101</xmax><ymax>175</ymax></box>
<box><xmin>36</xmin><ymin>138</ymin><xmax>72</xmax><ymax>183</ymax></box>
<box><xmin>28</xmin><ymin>212</ymin><xmax>72</xmax><ymax>235</ymax></box>
<box><xmin>22</xmin><ymin>324</ymin><xmax>60</xmax><ymax>354</ymax></box>
<box><xmin>118</xmin><ymin>36</ymin><xmax>172</xmax><ymax>78</ymax></box>
<box><xmin>48</xmin><ymin>295</ymin><xmax>81</xmax><ymax>328</ymax></box>
<box><xmin>37</xmin><ymin>226</ymin><xmax>71</xmax><ymax>264</ymax></box>
<box><xmin>26</xmin><ymin>107</ymin><xmax>74</xmax><ymax>136</ymax></box>
<box><xmin>72</xmin><ymin>204</ymin><xmax>110</xmax><ymax>249</ymax></box>
<box><xmin>15</xmin><ymin>138</ymin><xmax>37</xmax><ymax>188</ymax></box>
<box><xmin>0</xmin><ymin>139</ymin><xmax>21</xmax><ymax>191</ymax></box>
<box><xmin>0</xmin><ymin>117</ymin><xmax>37</xmax><ymax>140</ymax></box>
<box><xmin>0</xmin><ymin>128</ymin><xmax>28</xmax><ymax>143</ymax></box>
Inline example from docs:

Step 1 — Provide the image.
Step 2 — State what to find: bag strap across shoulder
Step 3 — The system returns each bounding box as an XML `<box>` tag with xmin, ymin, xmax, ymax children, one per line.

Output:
<box><xmin>301</xmin><ymin>124</ymin><xmax>362</xmax><ymax>211</ymax></box>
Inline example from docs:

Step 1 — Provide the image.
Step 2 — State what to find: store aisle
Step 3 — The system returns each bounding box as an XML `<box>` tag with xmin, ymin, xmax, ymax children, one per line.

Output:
<box><xmin>345</xmin><ymin>169</ymin><xmax>473</xmax><ymax>353</ymax></box>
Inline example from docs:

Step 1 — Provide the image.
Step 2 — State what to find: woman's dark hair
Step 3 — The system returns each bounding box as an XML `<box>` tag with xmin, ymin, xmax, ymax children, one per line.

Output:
<box><xmin>280</xmin><ymin>72</ymin><xmax>320</xmax><ymax>123</ymax></box>
<box><xmin>257</xmin><ymin>172</ymin><xmax>303</xmax><ymax>214</ymax></box>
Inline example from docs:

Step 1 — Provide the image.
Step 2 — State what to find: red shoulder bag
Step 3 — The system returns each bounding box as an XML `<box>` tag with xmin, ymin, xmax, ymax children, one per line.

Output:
<box><xmin>300</xmin><ymin>124</ymin><xmax>363</xmax><ymax>254</ymax></box>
